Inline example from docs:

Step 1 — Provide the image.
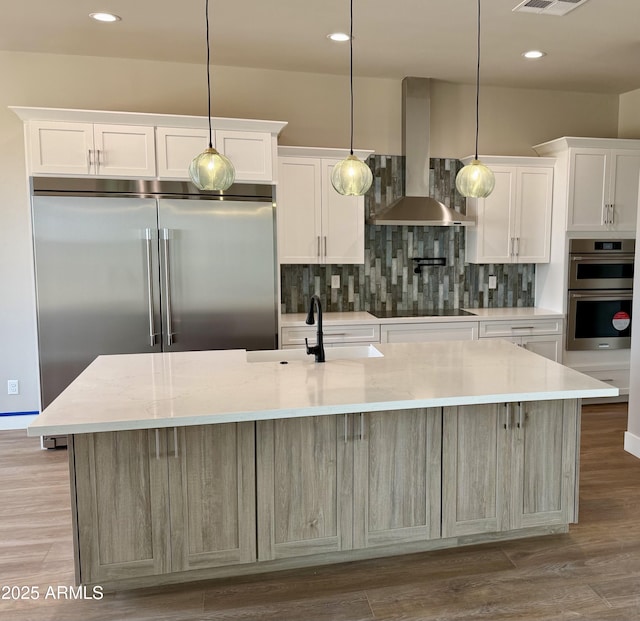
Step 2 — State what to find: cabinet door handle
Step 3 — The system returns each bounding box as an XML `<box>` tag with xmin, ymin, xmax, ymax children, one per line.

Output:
<box><xmin>95</xmin><ymin>149</ymin><xmax>102</xmax><ymax>174</ymax></box>
<box><xmin>358</xmin><ymin>412</ymin><xmax>364</xmax><ymax>440</ymax></box>
<box><xmin>515</xmin><ymin>237</ymin><xmax>520</xmax><ymax>257</ymax></box>
<box><xmin>343</xmin><ymin>414</ymin><xmax>349</xmax><ymax>443</ymax></box>
<box><xmin>87</xmin><ymin>149</ymin><xmax>93</xmax><ymax>174</ymax></box>
<box><xmin>503</xmin><ymin>403</ymin><xmax>510</xmax><ymax>430</ymax></box>
<box><xmin>517</xmin><ymin>402</ymin><xmax>524</xmax><ymax>429</ymax></box>
<box><xmin>155</xmin><ymin>429</ymin><xmax>161</xmax><ymax>460</ymax></box>
<box><xmin>610</xmin><ymin>204</ymin><xmax>615</xmax><ymax>224</ymax></box>
<box><xmin>324</xmin><ymin>236</ymin><xmax>327</xmax><ymax>259</ymax></box>
<box><xmin>317</xmin><ymin>235</ymin><xmax>321</xmax><ymax>258</ymax></box>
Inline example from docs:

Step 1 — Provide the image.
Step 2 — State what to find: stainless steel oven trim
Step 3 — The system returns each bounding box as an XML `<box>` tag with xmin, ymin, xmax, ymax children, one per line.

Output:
<box><xmin>567</xmin><ymin>289</ymin><xmax>632</xmax><ymax>351</ymax></box>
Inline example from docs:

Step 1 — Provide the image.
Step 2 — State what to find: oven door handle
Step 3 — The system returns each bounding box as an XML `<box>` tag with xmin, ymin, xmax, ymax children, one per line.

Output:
<box><xmin>570</xmin><ymin>291</ymin><xmax>633</xmax><ymax>300</ymax></box>
<box><xmin>571</xmin><ymin>256</ymin><xmax>634</xmax><ymax>263</ymax></box>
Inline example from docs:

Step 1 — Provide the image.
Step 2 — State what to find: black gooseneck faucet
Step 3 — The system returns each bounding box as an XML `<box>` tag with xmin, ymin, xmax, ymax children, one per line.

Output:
<box><xmin>305</xmin><ymin>294</ymin><xmax>325</xmax><ymax>363</ymax></box>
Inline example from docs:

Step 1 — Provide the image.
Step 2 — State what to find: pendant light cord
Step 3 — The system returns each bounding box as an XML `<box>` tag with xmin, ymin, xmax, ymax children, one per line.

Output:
<box><xmin>349</xmin><ymin>0</ymin><xmax>354</xmax><ymax>156</ymax></box>
<box><xmin>474</xmin><ymin>0</ymin><xmax>481</xmax><ymax>160</ymax></box>
<box><xmin>206</xmin><ymin>0</ymin><xmax>213</xmax><ymax>149</ymax></box>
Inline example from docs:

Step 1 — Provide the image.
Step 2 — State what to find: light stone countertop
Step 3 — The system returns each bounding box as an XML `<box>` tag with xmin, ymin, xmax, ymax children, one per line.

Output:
<box><xmin>27</xmin><ymin>340</ymin><xmax>615</xmax><ymax>436</ymax></box>
<box><xmin>280</xmin><ymin>307</ymin><xmax>563</xmax><ymax>327</ymax></box>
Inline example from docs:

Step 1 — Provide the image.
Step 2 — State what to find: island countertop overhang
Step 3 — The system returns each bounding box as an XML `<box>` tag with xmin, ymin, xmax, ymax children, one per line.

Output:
<box><xmin>27</xmin><ymin>340</ymin><xmax>618</xmax><ymax>436</ymax></box>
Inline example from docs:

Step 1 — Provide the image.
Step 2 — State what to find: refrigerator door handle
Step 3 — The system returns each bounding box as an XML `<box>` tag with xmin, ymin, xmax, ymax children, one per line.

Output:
<box><xmin>161</xmin><ymin>228</ymin><xmax>174</xmax><ymax>347</ymax></box>
<box><xmin>144</xmin><ymin>228</ymin><xmax>157</xmax><ymax>347</ymax></box>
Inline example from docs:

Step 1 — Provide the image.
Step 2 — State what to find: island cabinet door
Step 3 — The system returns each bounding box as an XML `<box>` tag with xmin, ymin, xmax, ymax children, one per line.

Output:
<box><xmin>167</xmin><ymin>423</ymin><xmax>256</xmax><ymax>572</ymax></box>
<box><xmin>256</xmin><ymin>415</ymin><xmax>353</xmax><ymax>560</ymax></box>
<box><xmin>352</xmin><ymin>409</ymin><xmax>442</xmax><ymax>549</ymax></box>
<box><xmin>510</xmin><ymin>399</ymin><xmax>579</xmax><ymax>529</ymax></box>
<box><xmin>441</xmin><ymin>404</ymin><xmax>511</xmax><ymax>538</ymax></box>
<box><xmin>72</xmin><ymin>430</ymin><xmax>171</xmax><ymax>584</ymax></box>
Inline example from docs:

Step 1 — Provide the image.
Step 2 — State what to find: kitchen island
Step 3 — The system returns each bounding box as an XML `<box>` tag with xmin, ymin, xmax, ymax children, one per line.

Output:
<box><xmin>28</xmin><ymin>340</ymin><xmax>617</xmax><ymax>590</ymax></box>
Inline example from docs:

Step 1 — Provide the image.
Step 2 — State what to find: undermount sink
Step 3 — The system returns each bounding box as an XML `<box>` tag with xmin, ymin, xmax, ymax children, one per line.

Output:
<box><xmin>246</xmin><ymin>345</ymin><xmax>384</xmax><ymax>363</ymax></box>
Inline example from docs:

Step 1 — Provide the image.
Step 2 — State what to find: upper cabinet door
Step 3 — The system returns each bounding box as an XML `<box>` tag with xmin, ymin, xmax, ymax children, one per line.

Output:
<box><xmin>156</xmin><ymin>127</ymin><xmax>210</xmax><ymax>179</ymax></box>
<box><xmin>93</xmin><ymin>124</ymin><xmax>156</xmax><ymax>178</ymax></box>
<box><xmin>609</xmin><ymin>149</ymin><xmax>640</xmax><ymax>232</ymax></box>
<box><xmin>29</xmin><ymin>121</ymin><xmax>156</xmax><ymax>178</ymax></box>
<box><xmin>277</xmin><ymin>157</ymin><xmax>322</xmax><ymax>264</ymax></box>
<box><xmin>567</xmin><ymin>149</ymin><xmax>609</xmax><ymax>230</ymax></box>
<box><xmin>320</xmin><ymin>158</ymin><xmax>365</xmax><ymax>264</ymax></box>
<box><xmin>515</xmin><ymin>167</ymin><xmax>553</xmax><ymax>263</ymax></box>
<box><xmin>215</xmin><ymin>130</ymin><xmax>273</xmax><ymax>183</ymax></box>
<box><xmin>465</xmin><ymin>166</ymin><xmax>516</xmax><ymax>264</ymax></box>
<box><xmin>29</xmin><ymin>121</ymin><xmax>95</xmax><ymax>175</ymax></box>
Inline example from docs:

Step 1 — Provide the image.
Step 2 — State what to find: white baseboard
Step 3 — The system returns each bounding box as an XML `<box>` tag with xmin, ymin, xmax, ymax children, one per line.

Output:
<box><xmin>0</xmin><ymin>414</ymin><xmax>38</xmax><ymax>431</ymax></box>
<box><xmin>624</xmin><ymin>431</ymin><xmax>640</xmax><ymax>460</ymax></box>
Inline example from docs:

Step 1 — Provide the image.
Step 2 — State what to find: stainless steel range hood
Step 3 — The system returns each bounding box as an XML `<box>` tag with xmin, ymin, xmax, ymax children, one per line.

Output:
<box><xmin>373</xmin><ymin>78</ymin><xmax>474</xmax><ymax>226</ymax></box>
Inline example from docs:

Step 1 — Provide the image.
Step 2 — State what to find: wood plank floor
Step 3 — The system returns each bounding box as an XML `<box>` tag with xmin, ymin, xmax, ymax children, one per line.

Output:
<box><xmin>1</xmin><ymin>403</ymin><xmax>639</xmax><ymax>620</ymax></box>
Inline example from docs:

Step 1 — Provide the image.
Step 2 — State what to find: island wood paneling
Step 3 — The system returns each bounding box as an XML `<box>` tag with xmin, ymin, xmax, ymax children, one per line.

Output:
<box><xmin>256</xmin><ymin>415</ymin><xmax>353</xmax><ymax>560</ymax></box>
<box><xmin>3</xmin><ymin>403</ymin><xmax>640</xmax><ymax>620</ymax></box>
<box><xmin>353</xmin><ymin>408</ymin><xmax>441</xmax><ymax>548</ymax></box>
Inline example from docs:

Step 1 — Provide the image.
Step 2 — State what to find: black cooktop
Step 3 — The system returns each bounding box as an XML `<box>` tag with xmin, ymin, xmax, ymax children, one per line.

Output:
<box><xmin>369</xmin><ymin>309</ymin><xmax>476</xmax><ymax>319</ymax></box>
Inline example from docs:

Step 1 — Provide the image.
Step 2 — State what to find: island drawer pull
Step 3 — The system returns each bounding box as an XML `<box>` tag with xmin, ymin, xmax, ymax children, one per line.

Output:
<box><xmin>503</xmin><ymin>403</ymin><xmax>510</xmax><ymax>430</ymax></box>
<box><xmin>155</xmin><ymin>429</ymin><xmax>160</xmax><ymax>460</ymax></box>
<box><xmin>173</xmin><ymin>427</ymin><xmax>179</xmax><ymax>458</ymax></box>
<box><xmin>343</xmin><ymin>414</ymin><xmax>348</xmax><ymax>444</ymax></box>
<box><xmin>517</xmin><ymin>402</ymin><xmax>523</xmax><ymax>429</ymax></box>
<box><xmin>358</xmin><ymin>412</ymin><xmax>364</xmax><ymax>441</ymax></box>
<box><xmin>511</xmin><ymin>326</ymin><xmax>535</xmax><ymax>331</ymax></box>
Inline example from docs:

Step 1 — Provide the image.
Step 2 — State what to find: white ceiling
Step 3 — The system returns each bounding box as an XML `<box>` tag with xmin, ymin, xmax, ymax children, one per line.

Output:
<box><xmin>4</xmin><ymin>0</ymin><xmax>640</xmax><ymax>94</ymax></box>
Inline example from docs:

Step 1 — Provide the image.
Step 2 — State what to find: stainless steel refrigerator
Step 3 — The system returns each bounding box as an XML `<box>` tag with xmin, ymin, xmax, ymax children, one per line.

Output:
<box><xmin>31</xmin><ymin>178</ymin><xmax>278</xmax><ymax>447</ymax></box>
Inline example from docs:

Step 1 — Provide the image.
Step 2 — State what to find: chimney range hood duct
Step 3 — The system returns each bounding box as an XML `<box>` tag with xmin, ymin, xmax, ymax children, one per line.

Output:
<box><xmin>373</xmin><ymin>77</ymin><xmax>474</xmax><ymax>226</ymax></box>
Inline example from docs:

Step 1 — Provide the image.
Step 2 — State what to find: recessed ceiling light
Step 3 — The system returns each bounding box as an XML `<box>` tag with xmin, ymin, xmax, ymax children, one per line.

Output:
<box><xmin>327</xmin><ymin>32</ymin><xmax>350</xmax><ymax>42</ymax></box>
<box><xmin>89</xmin><ymin>12</ymin><xmax>121</xmax><ymax>23</ymax></box>
<box><xmin>522</xmin><ymin>50</ymin><xmax>546</xmax><ymax>59</ymax></box>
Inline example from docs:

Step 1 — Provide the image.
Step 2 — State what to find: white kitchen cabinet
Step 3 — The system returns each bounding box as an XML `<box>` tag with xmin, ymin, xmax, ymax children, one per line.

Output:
<box><xmin>281</xmin><ymin>323</ymin><xmax>380</xmax><ymax>348</ymax></box>
<box><xmin>442</xmin><ymin>399</ymin><xmax>578</xmax><ymax>538</ymax></box>
<box><xmin>14</xmin><ymin>107</ymin><xmax>287</xmax><ymax>183</ymax></box>
<box><xmin>568</xmin><ymin>148</ymin><xmax>640</xmax><ymax>232</ymax></box>
<box><xmin>28</xmin><ymin>121</ymin><xmax>156</xmax><ymax>177</ymax></box>
<box><xmin>478</xmin><ymin>318</ymin><xmax>563</xmax><ymax>363</ymax></box>
<box><xmin>534</xmin><ymin>137</ymin><xmax>640</xmax><ymax>236</ymax></box>
<box><xmin>155</xmin><ymin>127</ymin><xmax>275</xmax><ymax>183</ymax></box>
<box><xmin>464</xmin><ymin>157</ymin><xmax>554</xmax><ymax>264</ymax></box>
<box><xmin>381</xmin><ymin>321</ymin><xmax>478</xmax><ymax>343</ymax></box>
<box><xmin>277</xmin><ymin>147</ymin><xmax>373</xmax><ymax>264</ymax></box>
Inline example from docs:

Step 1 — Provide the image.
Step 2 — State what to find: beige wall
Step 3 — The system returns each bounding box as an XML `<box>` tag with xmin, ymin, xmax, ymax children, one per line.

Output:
<box><xmin>0</xmin><ymin>49</ymin><xmax>622</xmax><ymax>414</ymax></box>
<box><xmin>618</xmin><ymin>87</ymin><xmax>640</xmax><ymax>139</ymax></box>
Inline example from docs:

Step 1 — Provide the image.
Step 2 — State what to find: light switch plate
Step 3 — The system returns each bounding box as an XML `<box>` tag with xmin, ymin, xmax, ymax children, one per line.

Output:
<box><xmin>489</xmin><ymin>275</ymin><xmax>497</xmax><ymax>289</ymax></box>
<box><xmin>331</xmin><ymin>275</ymin><xmax>340</xmax><ymax>289</ymax></box>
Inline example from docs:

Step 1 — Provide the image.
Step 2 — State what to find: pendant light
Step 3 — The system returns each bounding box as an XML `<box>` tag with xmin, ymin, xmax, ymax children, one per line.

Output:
<box><xmin>189</xmin><ymin>0</ymin><xmax>235</xmax><ymax>191</ymax></box>
<box><xmin>331</xmin><ymin>0</ymin><xmax>373</xmax><ymax>196</ymax></box>
<box><xmin>455</xmin><ymin>0</ymin><xmax>495</xmax><ymax>199</ymax></box>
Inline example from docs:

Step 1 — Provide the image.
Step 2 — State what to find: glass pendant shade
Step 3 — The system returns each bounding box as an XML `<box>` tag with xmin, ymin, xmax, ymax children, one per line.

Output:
<box><xmin>189</xmin><ymin>147</ymin><xmax>235</xmax><ymax>191</ymax></box>
<box><xmin>331</xmin><ymin>154</ymin><xmax>373</xmax><ymax>196</ymax></box>
<box><xmin>455</xmin><ymin>159</ymin><xmax>495</xmax><ymax>199</ymax></box>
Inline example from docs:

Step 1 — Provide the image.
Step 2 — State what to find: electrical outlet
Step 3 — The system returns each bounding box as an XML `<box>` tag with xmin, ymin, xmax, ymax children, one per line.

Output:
<box><xmin>331</xmin><ymin>275</ymin><xmax>341</xmax><ymax>289</ymax></box>
<box><xmin>7</xmin><ymin>380</ymin><xmax>19</xmax><ymax>395</ymax></box>
<box><xmin>488</xmin><ymin>275</ymin><xmax>497</xmax><ymax>290</ymax></box>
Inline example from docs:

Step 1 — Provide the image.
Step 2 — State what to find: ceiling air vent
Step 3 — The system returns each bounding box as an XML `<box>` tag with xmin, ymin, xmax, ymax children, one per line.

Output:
<box><xmin>513</xmin><ymin>0</ymin><xmax>590</xmax><ymax>16</ymax></box>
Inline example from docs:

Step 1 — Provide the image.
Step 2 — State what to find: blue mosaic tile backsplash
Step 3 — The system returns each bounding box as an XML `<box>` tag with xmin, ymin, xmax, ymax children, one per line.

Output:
<box><xmin>280</xmin><ymin>156</ymin><xmax>535</xmax><ymax>314</ymax></box>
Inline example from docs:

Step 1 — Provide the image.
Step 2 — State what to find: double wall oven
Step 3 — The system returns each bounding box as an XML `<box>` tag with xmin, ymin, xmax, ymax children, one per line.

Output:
<box><xmin>567</xmin><ymin>239</ymin><xmax>635</xmax><ymax>350</ymax></box>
